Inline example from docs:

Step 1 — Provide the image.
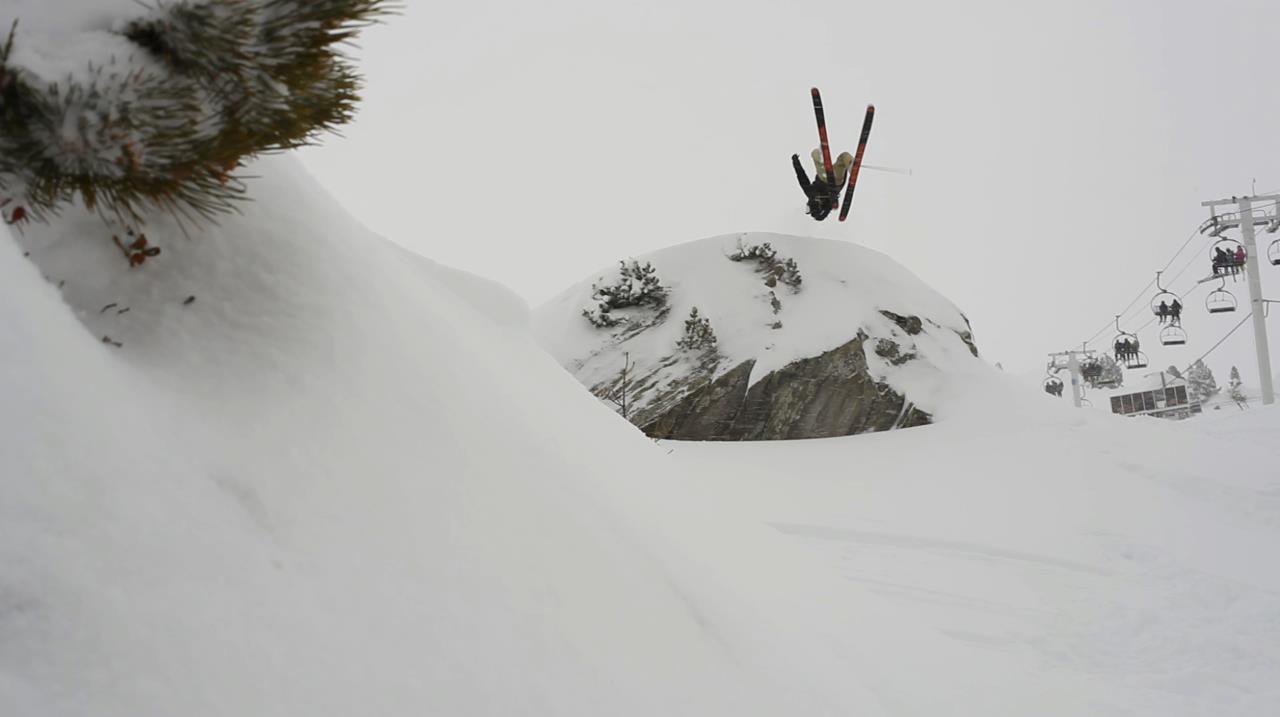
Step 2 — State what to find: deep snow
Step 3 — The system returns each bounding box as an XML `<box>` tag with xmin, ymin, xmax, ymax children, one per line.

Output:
<box><xmin>4</xmin><ymin>3</ymin><xmax>1280</xmax><ymax>714</ymax></box>
<box><xmin>5</xmin><ymin>155</ymin><xmax>1279</xmax><ymax>716</ymax></box>
<box><xmin>1</xmin><ymin>157</ymin><xmax>877</xmax><ymax>715</ymax></box>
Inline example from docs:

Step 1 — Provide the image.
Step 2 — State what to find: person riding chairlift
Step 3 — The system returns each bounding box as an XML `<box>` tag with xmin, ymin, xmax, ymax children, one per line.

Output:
<box><xmin>1114</xmin><ymin>339</ymin><xmax>1129</xmax><ymax>362</ymax></box>
<box><xmin>1157</xmin><ymin>300</ymin><xmax>1169</xmax><ymax>324</ymax></box>
<box><xmin>1169</xmin><ymin>298</ymin><xmax>1182</xmax><ymax>323</ymax></box>
<box><xmin>1213</xmin><ymin>247</ymin><xmax>1228</xmax><ymax>275</ymax></box>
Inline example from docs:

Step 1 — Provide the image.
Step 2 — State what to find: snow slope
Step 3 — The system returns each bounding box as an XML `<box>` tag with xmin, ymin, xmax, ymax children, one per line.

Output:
<box><xmin>4</xmin><ymin>5</ymin><xmax>1279</xmax><ymax>714</ymax></box>
<box><xmin>1</xmin><ymin>156</ymin><xmax>903</xmax><ymax>716</ymax></box>
<box><xmin>534</xmin><ymin>232</ymin><xmax>981</xmax><ymax>421</ymax></box>
<box><xmin>667</xmin><ymin>371</ymin><xmax>1280</xmax><ymax>715</ymax></box>
<box><xmin>6</xmin><ymin>160</ymin><xmax>1280</xmax><ymax>715</ymax></box>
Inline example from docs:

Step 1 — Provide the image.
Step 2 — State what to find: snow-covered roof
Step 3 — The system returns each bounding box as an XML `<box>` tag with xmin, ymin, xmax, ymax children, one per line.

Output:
<box><xmin>1094</xmin><ymin>370</ymin><xmax>1187</xmax><ymax>398</ymax></box>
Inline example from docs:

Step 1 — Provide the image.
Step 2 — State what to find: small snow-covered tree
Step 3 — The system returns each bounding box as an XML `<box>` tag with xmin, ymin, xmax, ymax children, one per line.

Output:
<box><xmin>1228</xmin><ymin>366</ymin><xmax>1247</xmax><ymax>407</ymax></box>
<box><xmin>728</xmin><ymin>240</ymin><xmax>777</xmax><ymax>263</ymax></box>
<box><xmin>728</xmin><ymin>239</ymin><xmax>802</xmax><ymax>292</ymax></box>
<box><xmin>1185</xmin><ymin>359</ymin><xmax>1220</xmax><ymax>403</ymax></box>
<box><xmin>676</xmin><ymin>306</ymin><xmax>717</xmax><ymax>353</ymax></box>
<box><xmin>582</xmin><ymin>259</ymin><xmax>667</xmax><ymax>328</ymax></box>
<box><xmin>603</xmin><ymin>351</ymin><xmax>636</xmax><ymax>418</ymax></box>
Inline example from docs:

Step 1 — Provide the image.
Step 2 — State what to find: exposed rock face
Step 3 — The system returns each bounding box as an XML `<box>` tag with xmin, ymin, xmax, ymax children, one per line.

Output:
<box><xmin>534</xmin><ymin>233</ymin><xmax>983</xmax><ymax>442</ymax></box>
<box><xmin>642</xmin><ymin>334</ymin><xmax>931</xmax><ymax>441</ymax></box>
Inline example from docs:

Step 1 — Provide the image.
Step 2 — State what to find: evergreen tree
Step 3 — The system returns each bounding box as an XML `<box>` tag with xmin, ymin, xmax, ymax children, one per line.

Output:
<box><xmin>676</xmin><ymin>306</ymin><xmax>717</xmax><ymax>353</ymax></box>
<box><xmin>727</xmin><ymin>239</ymin><xmax>802</xmax><ymax>291</ymax></box>
<box><xmin>1228</xmin><ymin>366</ymin><xmax>1247</xmax><ymax>406</ymax></box>
<box><xmin>582</xmin><ymin>260</ymin><xmax>667</xmax><ymax>328</ymax></box>
<box><xmin>1185</xmin><ymin>359</ymin><xmax>1220</xmax><ymax>403</ymax></box>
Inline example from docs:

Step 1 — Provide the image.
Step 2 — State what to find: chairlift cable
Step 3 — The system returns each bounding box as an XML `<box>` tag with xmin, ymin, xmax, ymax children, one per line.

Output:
<box><xmin>1133</xmin><ymin>281</ymin><xmax>1208</xmax><ymax>335</ymax></box>
<box><xmin>1081</xmin><ymin>204</ymin><xmax>1275</xmax><ymax>347</ymax></box>
<box><xmin>1082</xmin><ymin>219</ymin><xmax>1204</xmax><ymax>346</ymax></box>
<box><xmin>1158</xmin><ymin>224</ymin><xmax>1210</xmax><ymax>275</ymax></box>
<box><xmin>1177</xmin><ymin>311</ymin><xmax>1253</xmax><ymax>376</ymax></box>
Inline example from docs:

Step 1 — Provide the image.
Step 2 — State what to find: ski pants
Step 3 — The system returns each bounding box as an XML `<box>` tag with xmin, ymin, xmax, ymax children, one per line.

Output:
<box><xmin>812</xmin><ymin>149</ymin><xmax>854</xmax><ymax>186</ymax></box>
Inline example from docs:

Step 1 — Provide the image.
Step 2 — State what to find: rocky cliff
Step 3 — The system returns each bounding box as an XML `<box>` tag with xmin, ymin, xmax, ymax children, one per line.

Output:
<box><xmin>534</xmin><ymin>233</ymin><xmax>981</xmax><ymax>441</ymax></box>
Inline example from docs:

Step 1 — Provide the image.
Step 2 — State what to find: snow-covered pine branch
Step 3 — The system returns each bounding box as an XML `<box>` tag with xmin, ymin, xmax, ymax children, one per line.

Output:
<box><xmin>0</xmin><ymin>0</ymin><xmax>392</xmax><ymax>227</ymax></box>
<box><xmin>581</xmin><ymin>259</ymin><xmax>668</xmax><ymax>328</ymax></box>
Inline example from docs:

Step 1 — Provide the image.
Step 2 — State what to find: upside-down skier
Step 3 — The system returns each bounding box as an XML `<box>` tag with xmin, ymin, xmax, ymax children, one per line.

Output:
<box><xmin>798</xmin><ymin>87</ymin><xmax>876</xmax><ymax>222</ymax></box>
<box><xmin>792</xmin><ymin>150</ymin><xmax>853</xmax><ymax>221</ymax></box>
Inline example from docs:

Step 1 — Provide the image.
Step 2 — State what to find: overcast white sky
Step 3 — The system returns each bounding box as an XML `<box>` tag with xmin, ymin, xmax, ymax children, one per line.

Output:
<box><xmin>300</xmin><ymin>0</ymin><xmax>1280</xmax><ymax>386</ymax></box>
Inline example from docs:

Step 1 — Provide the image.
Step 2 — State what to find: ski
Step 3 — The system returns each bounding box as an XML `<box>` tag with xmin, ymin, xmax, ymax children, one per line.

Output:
<box><xmin>838</xmin><ymin>104</ymin><xmax>876</xmax><ymax>222</ymax></box>
<box><xmin>810</xmin><ymin>87</ymin><xmax>837</xmax><ymax>208</ymax></box>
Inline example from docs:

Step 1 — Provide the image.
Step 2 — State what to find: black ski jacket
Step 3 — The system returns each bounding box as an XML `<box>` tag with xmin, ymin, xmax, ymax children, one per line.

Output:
<box><xmin>792</xmin><ymin>154</ymin><xmax>836</xmax><ymax>220</ymax></box>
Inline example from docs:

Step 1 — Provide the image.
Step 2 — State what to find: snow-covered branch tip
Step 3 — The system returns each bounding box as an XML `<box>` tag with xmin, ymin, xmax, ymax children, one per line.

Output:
<box><xmin>0</xmin><ymin>1</ymin><xmax>396</xmax><ymax>230</ymax></box>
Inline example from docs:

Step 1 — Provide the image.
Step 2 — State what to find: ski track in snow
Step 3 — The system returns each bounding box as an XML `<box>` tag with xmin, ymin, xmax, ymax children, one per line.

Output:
<box><xmin>666</xmin><ymin>392</ymin><xmax>1280</xmax><ymax>716</ymax></box>
<box><xmin>771</xmin><ymin>522</ymin><xmax>1113</xmax><ymax>575</ymax></box>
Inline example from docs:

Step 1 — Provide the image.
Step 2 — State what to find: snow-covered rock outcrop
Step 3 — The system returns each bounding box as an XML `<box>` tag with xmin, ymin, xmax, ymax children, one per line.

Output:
<box><xmin>534</xmin><ymin>233</ymin><xmax>981</xmax><ymax>440</ymax></box>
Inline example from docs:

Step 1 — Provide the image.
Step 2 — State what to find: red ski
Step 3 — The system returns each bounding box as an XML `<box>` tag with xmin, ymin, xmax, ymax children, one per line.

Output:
<box><xmin>838</xmin><ymin>104</ymin><xmax>876</xmax><ymax>222</ymax></box>
<box><xmin>810</xmin><ymin>88</ymin><xmax>837</xmax><ymax>209</ymax></box>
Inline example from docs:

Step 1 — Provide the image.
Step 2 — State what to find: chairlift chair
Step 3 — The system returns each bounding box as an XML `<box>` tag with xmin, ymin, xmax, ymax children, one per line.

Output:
<box><xmin>1109</xmin><ymin>316</ymin><xmax>1147</xmax><ymax>370</ymax></box>
<box><xmin>1210</xmin><ymin>238</ymin><xmax>1246</xmax><ymax>278</ymax></box>
<box><xmin>1149</xmin><ymin>271</ymin><xmax>1183</xmax><ymax>322</ymax></box>
<box><xmin>1269</xmin><ymin>237</ymin><xmax>1280</xmax><ymax>266</ymax></box>
<box><xmin>1124</xmin><ymin>351</ymin><xmax>1149</xmax><ymax>370</ymax></box>
<box><xmin>1080</xmin><ymin>360</ymin><xmax>1102</xmax><ymax>382</ymax></box>
<box><xmin>1205</xmin><ymin>277</ymin><xmax>1238</xmax><ymax>314</ymax></box>
<box><xmin>1158</xmin><ymin>323</ymin><xmax>1187</xmax><ymax>346</ymax></box>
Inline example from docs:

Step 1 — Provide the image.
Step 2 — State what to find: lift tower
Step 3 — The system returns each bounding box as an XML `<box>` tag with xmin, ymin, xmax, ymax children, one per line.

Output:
<box><xmin>1201</xmin><ymin>194</ymin><xmax>1280</xmax><ymax>406</ymax></box>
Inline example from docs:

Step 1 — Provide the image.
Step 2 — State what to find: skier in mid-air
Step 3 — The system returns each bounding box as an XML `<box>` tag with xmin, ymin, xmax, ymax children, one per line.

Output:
<box><xmin>792</xmin><ymin>150</ymin><xmax>853</xmax><ymax>221</ymax></box>
<box><xmin>799</xmin><ymin>87</ymin><xmax>876</xmax><ymax>222</ymax></box>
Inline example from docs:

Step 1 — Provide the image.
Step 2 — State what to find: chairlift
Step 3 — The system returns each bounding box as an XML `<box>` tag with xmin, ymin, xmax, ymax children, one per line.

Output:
<box><xmin>1210</xmin><ymin>237</ymin><xmax>1246</xmax><ymax>278</ymax></box>
<box><xmin>1149</xmin><ymin>271</ymin><xmax>1184</xmax><ymax>323</ymax></box>
<box><xmin>1204</xmin><ymin>215</ymin><xmax>1230</xmax><ymax>237</ymax></box>
<box><xmin>1042</xmin><ymin>375</ymin><xmax>1064</xmax><ymax>397</ymax></box>
<box><xmin>1269</xmin><ymin>237</ymin><xmax>1280</xmax><ymax>266</ymax></box>
<box><xmin>1080</xmin><ymin>360</ymin><xmax>1103</xmax><ymax>383</ymax></box>
<box><xmin>1205</xmin><ymin>277</ymin><xmax>1238</xmax><ymax>314</ymax></box>
<box><xmin>1110</xmin><ymin>315</ymin><xmax>1148</xmax><ymax>370</ymax></box>
<box><xmin>1158</xmin><ymin>323</ymin><xmax>1187</xmax><ymax>346</ymax></box>
<box><xmin>1080</xmin><ymin>359</ymin><xmax>1117</xmax><ymax>388</ymax></box>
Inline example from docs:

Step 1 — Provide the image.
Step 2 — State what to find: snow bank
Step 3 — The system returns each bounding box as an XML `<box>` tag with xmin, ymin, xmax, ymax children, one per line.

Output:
<box><xmin>0</xmin><ymin>156</ymin><xmax>896</xmax><ymax>716</ymax></box>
